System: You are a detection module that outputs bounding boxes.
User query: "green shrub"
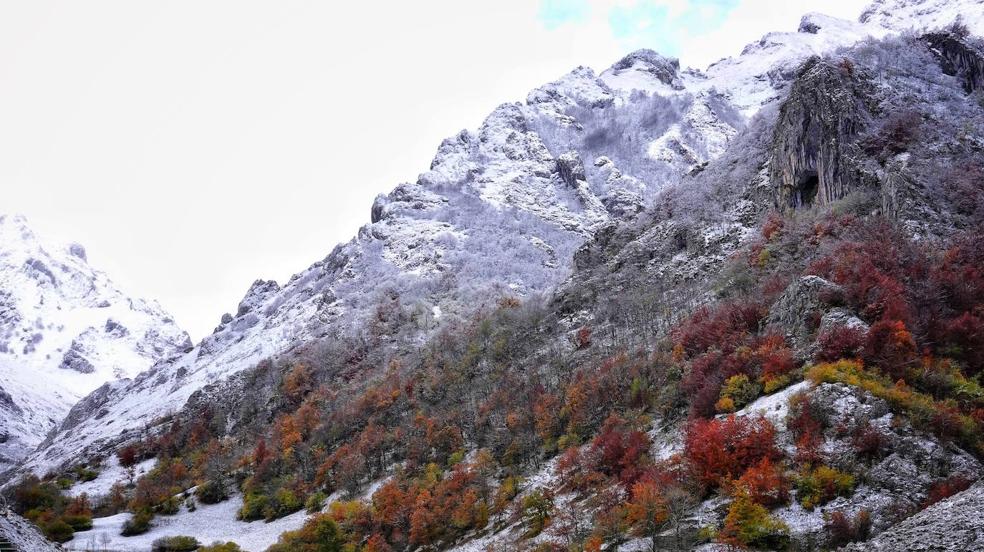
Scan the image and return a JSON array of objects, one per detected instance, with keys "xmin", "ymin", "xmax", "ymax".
[
  {"xmin": 237, "ymin": 493, "xmax": 268, "ymax": 521},
  {"xmin": 151, "ymin": 535, "xmax": 200, "ymax": 552},
  {"xmin": 62, "ymin": 513, "xmax": 93, "ymax": 531},
  {"xmin": 43, "ymin": 519, "xmax": 75, "ymax": 543},
  {"xmin": 196, "ymin": 478, "xmax": 229, "ymax": 504},
  {"xmin": 121, "ymin": 509, "xmax": 154, "ymax": 536},
  {"xmin": 716, "ymin": 374, "xmax": 762, "ymax": 412},
  {"xmin": 264, "ymin": 488, "xmax": 303, "ymax": 520},
  {"xmin": 719, "ymin": 487, "xmax": 789, "ymax": 549},
  {"xmin": 155, "ymin": 496, "xmax": 181, "ymax": 515},
  {"xmin": 75, "ymin": 468, "xmax": 99, "ymax": 482},
  {"xmin": 267, "ymin": 515, "xmax": 345, "ymax": 552},
  {"xmin": 520, "ymin": 488, "xmax": 554, "ymax": 538},
  {"xmin": 199, "ymin": 543, "xmax": 243, "ymax": 552},
  {"xmin": 305, "ymin": 491, "xmax": 328, "ymax": 513},
  {"xmin": 796, "ymin": 465, "xmax": 855, "ymax": 510}
]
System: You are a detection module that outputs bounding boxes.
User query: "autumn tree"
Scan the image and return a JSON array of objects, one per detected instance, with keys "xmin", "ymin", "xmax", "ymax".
[{"xmin": 625, "ymin": 477, "xmax": 669, "ymax": 552}]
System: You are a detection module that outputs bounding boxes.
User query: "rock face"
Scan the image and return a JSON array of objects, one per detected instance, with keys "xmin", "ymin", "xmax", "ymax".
[
  {"xmin": 924, "ymin": 30, "xmax": 984, "ymax": 93},
  {"xmin": 0, "ymin": 215, "xmax": 190, "ymax": 472},
  {"xmin": 840, "ymin": 481, "xmax": 984, "ymax": 551},
  {"xmin": 769, "ymin": 58, "xmax": 876, "ymax": 210},
  {"xmin": 766, "ymin": 276, "xmax": 847, "ymax": 353},
  {"xmin": 0, "ymin": 508, "xmax": 63, "ymax": 551},
  {"xmin": 732, "ymin": 382, "xmax": 983, "ymax": 548}
]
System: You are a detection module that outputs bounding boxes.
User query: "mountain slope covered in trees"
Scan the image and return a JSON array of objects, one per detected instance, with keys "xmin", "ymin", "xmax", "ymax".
[{"xmin": 4, "ymin": 0, "xmax": 984, "ymax": 550}]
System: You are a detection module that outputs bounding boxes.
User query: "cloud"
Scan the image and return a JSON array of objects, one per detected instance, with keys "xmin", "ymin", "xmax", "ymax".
[{"xmin": 537, "ymin": 0, "xmax": 866, "ymax": 67}]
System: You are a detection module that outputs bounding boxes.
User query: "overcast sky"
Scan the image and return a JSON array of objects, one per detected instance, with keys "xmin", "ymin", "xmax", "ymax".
[{"xmin": 1, "ymin": 0, "xmax": 865, "ymax": 340}]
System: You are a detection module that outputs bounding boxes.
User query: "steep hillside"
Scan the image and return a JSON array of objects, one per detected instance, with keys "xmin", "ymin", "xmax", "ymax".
[
  {"xmin": 19, "ymin": 0, "xmax": 964, "ymax": 484},
  {"xmin": 0, "ymin": 215, "xmax": 190, "ymax": 473},
  {"xmin": 5, "ymin": 0, "xmax": 984, "ymax": 550}
]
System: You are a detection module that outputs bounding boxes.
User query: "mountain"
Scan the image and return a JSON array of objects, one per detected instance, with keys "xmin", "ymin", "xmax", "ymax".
[
  {"xmin": 0, "ymin": 215, "xmax": 191, "ymax": 473},
  {"xmin": 19, "ymin": 0, "xmax": 967, "ymax": 480},
  {"xmin": 5, "ymin": 0, "xmax": 984, "ymax": 550}
]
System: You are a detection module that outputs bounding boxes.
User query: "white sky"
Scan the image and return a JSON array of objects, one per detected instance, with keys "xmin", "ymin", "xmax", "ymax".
[{"xmin": 1, "ymin": 0, "xmax": 866, "ymax": 340}]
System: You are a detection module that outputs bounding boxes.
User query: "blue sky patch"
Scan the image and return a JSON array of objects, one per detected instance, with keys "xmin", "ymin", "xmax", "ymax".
[
  {"xmin": 539, "ymin": 0, "xmax": 741, "ymax": 56},
  {"xmin": 538, "ymin": 0, "xmax": 591, "ymax": 30}
]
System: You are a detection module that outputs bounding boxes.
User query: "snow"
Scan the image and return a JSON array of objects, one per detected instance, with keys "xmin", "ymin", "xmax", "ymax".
[
  {"xmin": 734, "ymin": 381, "xmax": 811, "ymax": 429},
  {"xmin": 68, "ymin": 457, "xmax": 157, "ymax": 499},
  {"xmin": 0, "ymin": 214, "xmax": 189, "ymax": 471},
  {"xmin": 65, "ymin": 495, "xmax": 310, "ymax": 552}
]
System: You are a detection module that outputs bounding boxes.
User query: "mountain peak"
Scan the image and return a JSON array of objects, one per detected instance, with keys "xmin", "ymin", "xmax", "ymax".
[
  {"xmin": 602, "ymin": 49, "xmax": 684, "ymax": 93},
  {"xmin": 0, "ymin": 215, "xmax": 189, "ymax": 470}
]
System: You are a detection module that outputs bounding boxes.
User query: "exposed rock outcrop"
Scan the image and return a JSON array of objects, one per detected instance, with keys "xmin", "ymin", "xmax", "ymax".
[
  {"xmin": 0, "ymin": 508, "xmax": 63, "ymax": 551},
  {"xmin": 840, "ymin": 480, "xmax": 984, "ymax": 551},
  {"xmin": 924, "ymin": 30, "xmax": 984, "ymax": 93},
  {"xmin": 58, "ymin": 341, "xmax": 95, "ymax": 374},
  {"xmin": 770, "ymin": 58, "xmax": 877, "ymax": 211},
  {"xmin": 556, "ymin": 151, "xmax": 586, "ymax": 188},
  {"xmin": 766, "ymin": 275, "xmax": 846, "ymax": 352}
]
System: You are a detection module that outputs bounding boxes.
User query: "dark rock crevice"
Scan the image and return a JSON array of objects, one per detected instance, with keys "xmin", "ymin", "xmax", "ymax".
[
  {"xmin": 924, "ymin": 31, "xmax": 984, "ymax": 94},
  {"xmin": 769, "ymin": 57, "xmax": 877, "ymax": 211}
]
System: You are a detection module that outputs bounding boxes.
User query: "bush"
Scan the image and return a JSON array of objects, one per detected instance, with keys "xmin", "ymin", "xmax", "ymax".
[
  {"xmin": 796, "ymin": 466, "xmax": 855, "ymax": 510},
  {"xmin": 75, "ymin": 468, "xmax": 99, "ymax": 483},
  {"xmin": 684, "ymin": 415, "xmax": 779, "ymax": 490},
  {"xmin": 268, "ymin": 514, "xmax": 345, "ymax": 552},
  {"xmin": 121, "ymin": 509, "xmax": 154, "ymax": 536},
  {"xmin": 237, "ymin": 493, "xmax": 268, "ymax": 521},
  {"xmin": 196, "ymin": 478, "xmax": 229, "ymax": 504},
  {"xmin": 716, "ymin": 374, "xmax": 761, "ymax": 412},
  {"xmin": 815, "ymin": 325, "xmax": 866, "ymax": 362},
  {"xmin": 199, "ymin": 543, "xmax": 243, "ymax": 552},
  {"xmin": 62, "ymin": 513, "xmax": 93, "ymax": 531},
  {"xmin": 521, "ymin": 488, "xmax": 555, "ymax": 538},
  {"xmin": 922, "ymin": 475, "xmax": 973, "ymax": 509},
  {"xmin": 152, "ymin": 535, "xmax": 201, "ymax": 552},
  {"xmin": 43, "ymin": 519, "xmax": 75, "ymax": 543},
  {"xmin": 155, "ymin": 496, "xmax": 181, "ymax": 515},
  {"xmin": 264, "ymin": 487, "xmax": 303, "ymax": 521},
  {"xmin": 718, "ymin": 487, "xmax": 789, "ymax": 549},
  {"xmin": 826, "ymin": 509, "xmax": 871, "ymax": 547},
  {"xmin": 305, "ymin": 491, "xmax": 328, "ymax": 513},
  {"xmin": 736, "ymin": 458, "xmax": 790, "ymax": 508}
]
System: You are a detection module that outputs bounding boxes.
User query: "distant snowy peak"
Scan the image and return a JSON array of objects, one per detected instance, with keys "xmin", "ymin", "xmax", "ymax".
[
  {"xmin": 0, "ymin": 214, "xmax": 189, "ymax": 470},
  {"xmin": 861, "ymin": 0, "xmax": 984, "ymax": 37},
  {"xmin": 600, "ymin": 49, "xmax": 694, "ymax": 96}
]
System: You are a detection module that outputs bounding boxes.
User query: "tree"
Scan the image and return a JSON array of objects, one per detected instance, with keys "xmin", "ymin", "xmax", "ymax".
[
  {"xmin": 736, "ymin": 457, "xmax": 790, "ymax": 508},
  {"xmin": 718, "ymin": 486, "xmax": 789, "ymax": 549},
  {"xmin": 684, "ymin": 415, "xmax": 779, "ymax": 490},
  {"xmin": 625, "ymin": 478, "xmax": 669, "ymax": 552}
]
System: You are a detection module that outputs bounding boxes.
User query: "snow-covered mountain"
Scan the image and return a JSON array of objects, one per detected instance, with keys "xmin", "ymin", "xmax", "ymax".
[
  {"xmin": 14, "ymin": 0, "xmax": 983, "ymax": 480},
  {"xmin": 0, "ymin": 215, "xmax": 190, "ymax": 472}
]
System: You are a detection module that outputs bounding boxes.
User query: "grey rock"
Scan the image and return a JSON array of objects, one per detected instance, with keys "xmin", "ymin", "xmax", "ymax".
[
  {"xmin": 769, "ymin": 58, "xmax": 876, "ymax": 211},
  {"xmin": 924, "ymin": 30, "xmax": 984, "ymax": 94},
  {"xmin": 840, "ymin": 481, "xmax": 984, "ymax": 551},
  {"xmin": 59, "ymin": 340, "xmax": 95, "ymax": 374},
  {"xmin": 609, "ymin": 49, "xmax": 683, "ymax": 89},
  {"xmin": 237, "ymin": 279, "xmax": 281, "ymax": 317},
  {"xmin": 67, "ymin": 242, "xmax": 87, "ymax": 261},
  {"xmin": 556, "ymin": 151, "xmax": 586, "ymax": 187},
  {"xmin": 766, "ymin": 275, "xmax": 845, "ymax": 351},
  {"xmin": 0, "ymin": 509, "xmax": 63, "ymax": 551}
]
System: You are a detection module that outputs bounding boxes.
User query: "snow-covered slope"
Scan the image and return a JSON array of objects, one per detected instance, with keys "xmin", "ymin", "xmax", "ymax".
[
  {"xmin": 0, "ymin": 214, "xmax": 190, "ymax": 473},
  {"xmin": 15, "ymin": 0, "xmax": 983, "ymax": 482}
]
